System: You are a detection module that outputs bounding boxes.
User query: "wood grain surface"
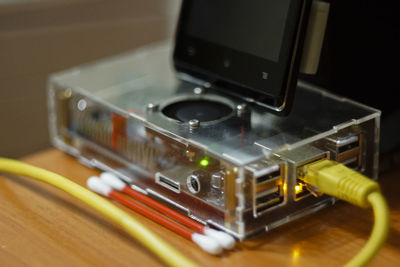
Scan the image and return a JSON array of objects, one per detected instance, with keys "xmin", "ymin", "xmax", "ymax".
[{"xmin": 0, "ymin": 149, "xmax": 399, "ymax": 266}]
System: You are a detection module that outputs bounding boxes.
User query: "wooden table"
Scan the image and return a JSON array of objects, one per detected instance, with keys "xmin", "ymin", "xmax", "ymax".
[{"xmin": 1, "ymin": 149, "xmax": 399, "ymax": 266}]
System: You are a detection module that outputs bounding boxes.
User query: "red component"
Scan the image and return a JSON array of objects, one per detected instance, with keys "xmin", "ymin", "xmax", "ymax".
[
  {"xmin": 123, "ymin": 186, "xmax": 205, "ymax": 233},
  {"xmin": 111, "ymin": 114, "xmax": 127, "ymax": 149},
  {"xmin": 109, "ymin": 190, "xmax": 194, "ymax": 240}
]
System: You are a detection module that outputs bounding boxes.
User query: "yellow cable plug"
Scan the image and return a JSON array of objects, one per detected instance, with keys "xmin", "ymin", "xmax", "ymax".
[
  {"xmin": 299, "ymin": 159, "xmax": 380, "ymax": 207},
  {"xmin": 299, "ymin": 159, "xmax": 390, "ymax": 267}
]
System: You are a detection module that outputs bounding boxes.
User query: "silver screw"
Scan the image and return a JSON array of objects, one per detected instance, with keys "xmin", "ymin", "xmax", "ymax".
[
  {"xmin": 146, "ymin": 103, "xmax": 159, "ymax": 112},
  {"xmin": 77, "ymin": 99, "xmax": 87, "ymax": 111},
  {"xmin": 189, "ymin": 119, "xmax": 200, "ymax": 128},
  {"xmin": 236, "ymin": 104, "xmax": 248, "ymax": 116},
  {"xmin": 185, "ymin": 150, "xmax": 196, "ymax": 162},
  {"xmin": 193, "ymin": 87, "xmax": 203, "ymax": 95},
  {"xmin": 63, "ymin": 88, "xmax": 72, "ymax": 98}
]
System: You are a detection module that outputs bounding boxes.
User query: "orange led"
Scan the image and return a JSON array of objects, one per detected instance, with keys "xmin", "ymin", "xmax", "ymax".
[
  {"xmin": 295, "ymin": 183, "xmax": 303, "ymax": 194},
  {"xmin": 283, "ymin": 183, "xmax": 288, "ymax": 192}
]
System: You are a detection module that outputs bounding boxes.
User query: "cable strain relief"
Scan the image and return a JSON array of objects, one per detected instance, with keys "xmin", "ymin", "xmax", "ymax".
[
  {"xmin": 302, "ymin": 160, "xmax": 380, "ymax": 207},
  {"xmin": 336, "ymin": 174, "xmax": 380, "ymax": 207}
]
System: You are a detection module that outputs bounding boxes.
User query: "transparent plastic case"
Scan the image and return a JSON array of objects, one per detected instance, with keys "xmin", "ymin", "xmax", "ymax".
[{"xmin": 48, "ymin": 42, "xmax": 380, "ymax": 240}]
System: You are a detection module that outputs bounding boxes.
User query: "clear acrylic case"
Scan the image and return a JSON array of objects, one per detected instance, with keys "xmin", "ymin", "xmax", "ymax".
[{"xmin": 48, "ymin": 42, "xmax": 380, "ymax": 239}]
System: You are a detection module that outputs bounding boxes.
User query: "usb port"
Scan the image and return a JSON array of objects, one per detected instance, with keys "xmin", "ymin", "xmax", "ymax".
[
  {"xmin": 326, "ymin": 133, "xmax": 362, "ymax": 170},
  {"xmin": 256, "ymin": 187, "xmax": 279, "ymax": 205},
  {"xmin": 255, "ymin": 188, "xmax": 283, "ymax": 214},
  {"xmin": 155, "ymin": 172, "xmax": 180, "ymax": 193},
  {"xmin": 250, "ymin": 162, "xmax": 283, "ymax": 217},
  {"xmin": 337, "ymin": 135, "xmax": 359, "ymax": 154},
  {"xmin": 255, "ymin": 164, "xmax": 281, "ymax": 184},
  {"xmin": 341, "ymin": 157, "xmax": 359, "ymax": 169}
]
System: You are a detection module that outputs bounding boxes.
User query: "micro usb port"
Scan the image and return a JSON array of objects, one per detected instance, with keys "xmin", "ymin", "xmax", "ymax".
[{"xmin": 155, "ymin": 172, "xmax": 180, "ymax": 193}]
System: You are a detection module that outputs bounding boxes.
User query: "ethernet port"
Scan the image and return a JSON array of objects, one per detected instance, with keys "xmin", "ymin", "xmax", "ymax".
[
  {"xmin": 295, "ymin": 149, "xmax": 329, "ymax": 201},
  {"xmin": 294, "ymin": 180, "xmax": 311, "ymax": 201}
]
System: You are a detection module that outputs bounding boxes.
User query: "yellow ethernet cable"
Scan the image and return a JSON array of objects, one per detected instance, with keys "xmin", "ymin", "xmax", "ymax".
[
  {"xmin": 0, "ymin": 158, "xmax": 199, "ymax": 267},
  {"xmin": 299, "ymin": 159, "xmax": 390, "ymax": 267}
]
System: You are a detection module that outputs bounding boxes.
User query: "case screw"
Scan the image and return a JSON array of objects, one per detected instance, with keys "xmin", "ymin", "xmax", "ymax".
[
  {"xmin": 146, "ymin": 103, "xmax": 159, "ymax": 112},
  {"xmin": 193, "ymin": 87, "xmax": 204, "ymax": 95},
  {"xmin": 189, "ymin": 119, "xmax": 200, "ymax": 129},
  {"xmin": 236, "ymin": 104, "xmax": 249, "ymax": 116},
  {"xmin": 185, "ymin": 150, "xmax": 196, "ymax": 162},
  {"xmin": 62, "ymin": 88, "xmax": 72, "ymax": 99},
  {"xmin": 77, "ymin": 99, "xmax": 87, "ymax": 111}
]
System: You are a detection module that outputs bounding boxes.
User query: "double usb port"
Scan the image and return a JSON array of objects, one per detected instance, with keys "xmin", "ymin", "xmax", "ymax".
[
  {"xmin": 251, "ymin": 164, "xmax": 283, "ymax": 217},
  {"xmin": 326, "ymin": 132, "xmax": 362, "ymax": 170}
]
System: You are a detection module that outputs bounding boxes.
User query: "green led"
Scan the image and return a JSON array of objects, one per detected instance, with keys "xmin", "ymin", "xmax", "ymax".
[{"xmin": 200, "ymin": 158, "xmax": 209, "ymax": 167}]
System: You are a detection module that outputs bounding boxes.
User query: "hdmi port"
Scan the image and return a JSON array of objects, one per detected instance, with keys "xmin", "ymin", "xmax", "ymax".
[{"xmin": 155, "ymin": 172, "xmax": 180, "ymax": 193}]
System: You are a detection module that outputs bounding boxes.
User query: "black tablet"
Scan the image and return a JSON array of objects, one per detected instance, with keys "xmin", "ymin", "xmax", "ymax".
[{"xmin": 173, "ymin": 0, "xmax": 311, "ymax": 115}]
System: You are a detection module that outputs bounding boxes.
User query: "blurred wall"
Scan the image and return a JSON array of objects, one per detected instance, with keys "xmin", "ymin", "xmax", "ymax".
[{"xmin": 0, "ymin": 0, "xmax": 181, "ymax": 157}]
